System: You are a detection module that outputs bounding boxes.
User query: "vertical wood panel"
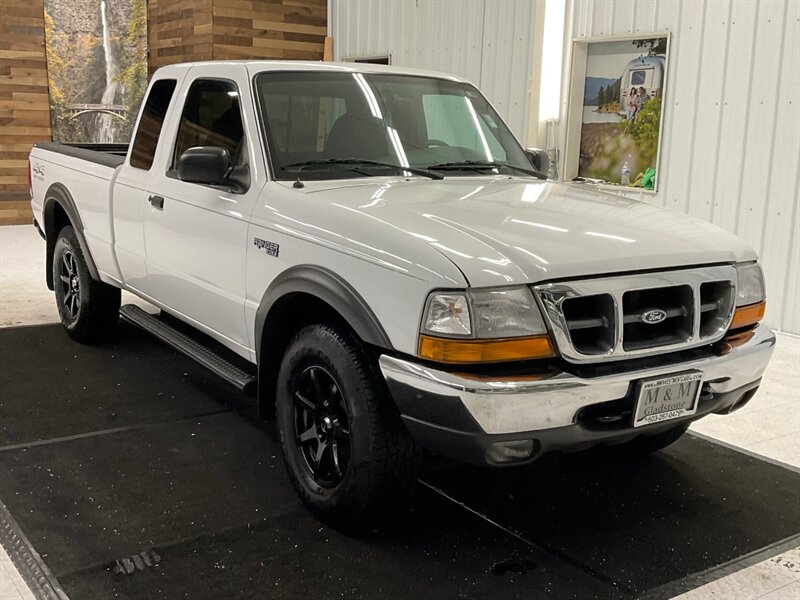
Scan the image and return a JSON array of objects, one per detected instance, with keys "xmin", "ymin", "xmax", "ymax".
[
  {"xmin": 1, "ymin": 0, "xmax": 327, "ymax": 226},
  {"xmin": 569, "ymin": 0, "xmax": 800, "ymax": 333},
  {"xmin": 0, "ymin": 0, "xmax": 52, "ymax": 224},
  {"xmin": 147, "ymin": 0, "xmax": 326, "ymax": 69},
  {"xmin": 147, "ymin": 0, "xmax": 213, "ymax": 72}
]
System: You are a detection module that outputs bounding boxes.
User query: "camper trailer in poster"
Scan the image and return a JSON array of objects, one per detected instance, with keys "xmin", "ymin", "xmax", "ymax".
[
  {"xmin": 578, "ymin": 36, "xmax": 668, "ymax": 188},
  {"xmin": 618, "ymin": 54, "xmax": 666, "ymax": 116}
]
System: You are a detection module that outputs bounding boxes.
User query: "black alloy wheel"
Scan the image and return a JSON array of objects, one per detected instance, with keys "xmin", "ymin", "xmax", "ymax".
[
  {"xmin": 293, "ymin": 365, "xmax": 351, "ymax": 487},
  {"xmin": 275, "ymin": 324, "xmax": 421, "ymax": 528},
  {"xmin": 58, "ymin": 249, "xmax": 81, "ymax": 322},
  {"xmin": 52, "ymin": 225, "xmax": 120, "ymax": 344}
]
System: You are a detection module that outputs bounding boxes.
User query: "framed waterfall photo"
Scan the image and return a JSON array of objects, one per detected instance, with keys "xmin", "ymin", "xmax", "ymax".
[
  {"xmin": 43, "ymin": 0, "xmax": 148, "ymax": 144},
  {"xmin": 562, "ymin": 32, "xmax": 670, "ymax": 192}
]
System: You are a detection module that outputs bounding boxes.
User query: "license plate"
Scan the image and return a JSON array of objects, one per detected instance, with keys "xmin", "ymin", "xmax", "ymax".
[{"xmin": 633, "ymin": 371, "xmax": 703, "ymax": 428}]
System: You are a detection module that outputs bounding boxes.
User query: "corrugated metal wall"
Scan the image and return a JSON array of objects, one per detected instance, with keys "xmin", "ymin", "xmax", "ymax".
[
  {"xmin": 330, "ymin": 0, "xmax": 539, "ymax": 141},
  {"xmin": 567, "ymin": 0, "xmax": 799, "ymax": 334}
]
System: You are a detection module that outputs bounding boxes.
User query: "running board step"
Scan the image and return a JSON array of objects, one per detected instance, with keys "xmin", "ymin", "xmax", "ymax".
[{"xmin": 120, "ymin": 304, "xmax": 256, "ymax": 395}]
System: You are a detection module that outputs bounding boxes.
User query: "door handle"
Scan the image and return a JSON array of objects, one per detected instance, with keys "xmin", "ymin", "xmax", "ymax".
[{"xmin": 148, "ymin": 195, "xmax": 164, "ymax": 210}]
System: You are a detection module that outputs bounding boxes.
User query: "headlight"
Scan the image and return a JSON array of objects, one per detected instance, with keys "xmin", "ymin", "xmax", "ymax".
[
  {"xmin": 730, "ymin": 263, "xmax": 766, "ymax": 330},
  {"xmin": 423, "ymin": 293, "xmax": 471, "ymax": 335},
  {"xmin": 735, "ymin": 263, "xmax": 765, "ymax": 306},
  {"xmin": 470, "ymin": 287, "xmax": 547, "ymax": 337},
  {"xmin": 419, "ymin": 287, "xmax": 554, "ymax": 363}
]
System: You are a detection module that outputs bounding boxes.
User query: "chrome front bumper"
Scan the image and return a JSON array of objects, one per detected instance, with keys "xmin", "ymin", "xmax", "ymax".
[{"xmin": 379, "ymin": 326, "xmax": 776, "ymax": 463}]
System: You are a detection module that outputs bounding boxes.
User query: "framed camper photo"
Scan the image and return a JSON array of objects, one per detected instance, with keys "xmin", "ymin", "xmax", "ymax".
[{"xmin": 562, "ymin": 32, "xmax": 670, "ymax": 192}]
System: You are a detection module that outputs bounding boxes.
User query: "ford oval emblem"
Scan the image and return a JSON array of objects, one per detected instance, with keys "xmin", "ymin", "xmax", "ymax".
[{"xmin": 641, "ymin": 309, "xmax": 668, "ymax": 324}]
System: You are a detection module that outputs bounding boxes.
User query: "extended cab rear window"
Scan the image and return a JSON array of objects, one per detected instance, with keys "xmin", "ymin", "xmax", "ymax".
[{"xmin": 130, "ymin": 79, "xmax": 177, "ymax": 170}]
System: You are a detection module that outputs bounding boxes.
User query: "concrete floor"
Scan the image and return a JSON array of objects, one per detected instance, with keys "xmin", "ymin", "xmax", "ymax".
[{"xmin": 1, "ymin": 224, "xmax": 799, "ymax": 599}]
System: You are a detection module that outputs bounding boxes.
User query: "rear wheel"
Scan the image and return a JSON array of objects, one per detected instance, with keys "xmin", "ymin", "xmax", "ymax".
[
  {"xmin": 276, "ymin": 324, "xmax": 421, "ymax": 528},
  {"xmin": 53, "ymin": 226, "xmax": 120, "ymax": 344}
]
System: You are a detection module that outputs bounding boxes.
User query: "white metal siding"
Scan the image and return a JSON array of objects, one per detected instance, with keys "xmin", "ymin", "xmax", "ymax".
[
  {"xmin": 568, "ymin": 0, "xmax": 800, "ymax": 334},
  {"xmin": 330, "ymin": 0, "xmax": 539, "ymax": 141}
]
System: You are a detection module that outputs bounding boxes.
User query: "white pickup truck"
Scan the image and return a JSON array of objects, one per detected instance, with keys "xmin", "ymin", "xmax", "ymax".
[{"xmin": 29, "ymin": 61, "xmax": 775, "ymax": 525}]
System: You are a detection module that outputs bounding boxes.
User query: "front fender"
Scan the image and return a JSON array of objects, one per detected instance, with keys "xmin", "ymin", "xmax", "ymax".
[
  {"xmin": 253, "ymin": 264, "xmax": 394, "ymax": 419},
  {"xmin": 255, "ymin": 264, "xmax": 393, "ymax": 362}
]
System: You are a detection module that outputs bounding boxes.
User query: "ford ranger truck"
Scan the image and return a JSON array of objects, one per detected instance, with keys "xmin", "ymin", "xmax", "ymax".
[{"xmin": 28, "ymin": 61, "xmax": 775, "ymax": 526}]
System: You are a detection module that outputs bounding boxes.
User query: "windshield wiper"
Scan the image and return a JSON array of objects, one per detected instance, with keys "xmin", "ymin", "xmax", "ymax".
[
  {"xmin": 426, "ymin": 160, "xmax": 546, "ymax": 180},
  {"xmin": 283, "ymin": 159, "xmax": 443, "ymax": 180}
]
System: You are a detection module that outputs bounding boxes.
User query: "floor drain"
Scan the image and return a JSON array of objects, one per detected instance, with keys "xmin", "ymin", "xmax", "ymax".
[{"xmin": 112, "ymin": 549, "xmax": 162, "ymax": 575}]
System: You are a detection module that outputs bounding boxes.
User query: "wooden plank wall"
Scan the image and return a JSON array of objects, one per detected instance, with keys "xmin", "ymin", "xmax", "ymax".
[
  {"xmin": 149, "ymin": 0, "xmax": 326, "ymax": 69},
  {"xmin": 0, "ymin": 0, "xmax": 327, "ymax": 226},
  {"xmin": 0, "ymin": 0, "xmax": 52, "ymax": 225},
  {"xmin": 147, "ymin": 0, "xmax": 214, "ymax": 73},
  {"xmin": 212, "ymin": 0, "xmax": 327, "ymax": 61}
]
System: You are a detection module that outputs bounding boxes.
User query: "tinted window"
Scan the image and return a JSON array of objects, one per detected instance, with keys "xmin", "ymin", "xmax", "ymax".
[
  {"xmin": 130, "ymin": 79, "xmax": 176, "ymax": 170},
  {"xmin": 255, "ymin": 72, "xmax": 529, "ymax": 181},
  {"xmin": 631, "ymin": 70, "xmax": 647, "ymax": 85},
  {"xmin": 172, "ymin": 79, "xmax": 245, "ymax": 170},
  {"xmin": 263, "ymin": 89, "xmax": 347, "ymax": 154},
  {"xmin": 421, "ymin": 94, "xmax": 506, "ymax": 160}
]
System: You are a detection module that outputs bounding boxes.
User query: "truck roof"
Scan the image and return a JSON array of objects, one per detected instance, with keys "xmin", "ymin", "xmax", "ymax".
[{"xmin": 152, "ymin": 60, "xmax": 472, "ymax": 85}]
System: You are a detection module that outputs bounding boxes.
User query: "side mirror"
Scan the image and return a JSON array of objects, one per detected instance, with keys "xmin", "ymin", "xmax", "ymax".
[
  {"xmin": 524, "ymin": 148, "xmax": 549, "ymax": 176},
  {"xmin": 178, "ymin": 146, "xmax": 231, "ymax": 186}
]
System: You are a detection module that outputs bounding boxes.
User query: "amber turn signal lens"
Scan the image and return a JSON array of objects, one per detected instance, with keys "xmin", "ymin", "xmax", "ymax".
[
  {"xmin": 730, "ymin": 301, "xmax": 766, "ymax": 330},
  {"xmin": 418, "ymin": 334, "xmax": 555, "ymax": 364}
]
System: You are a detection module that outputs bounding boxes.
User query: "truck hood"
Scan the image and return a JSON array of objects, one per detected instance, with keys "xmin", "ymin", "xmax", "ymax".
[{"xmin": 298, "ymin": 177, "xmax": 757, "ymax": 287}]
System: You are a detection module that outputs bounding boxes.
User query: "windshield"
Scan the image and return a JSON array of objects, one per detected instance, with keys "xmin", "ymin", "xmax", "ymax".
[{"xmin": 254, "ymin": 71, "xmax": 533, "ymax": 180}]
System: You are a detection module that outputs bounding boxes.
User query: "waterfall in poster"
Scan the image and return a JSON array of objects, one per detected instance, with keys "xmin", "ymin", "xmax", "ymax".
[{"xmin": 95, "ymin": 0, "xmax": 119, "ymax": 143}]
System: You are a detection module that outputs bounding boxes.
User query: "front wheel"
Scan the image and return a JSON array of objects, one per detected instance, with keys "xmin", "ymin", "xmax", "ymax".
[
  {"xmin": 53, "ymin": 226, "xmax": 120, "ymax": 344},
  {"xmin": 276, "ymin": 324, "xmax": 421, "ymax": 528}
]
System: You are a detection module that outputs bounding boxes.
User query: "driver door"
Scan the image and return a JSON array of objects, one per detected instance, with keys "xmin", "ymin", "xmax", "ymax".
[{"xmin": 142, "ymin": 66, "xmax": 262, "ymax": 354}]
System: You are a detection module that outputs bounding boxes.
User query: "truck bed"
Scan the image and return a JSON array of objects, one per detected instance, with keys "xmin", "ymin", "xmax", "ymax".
[{"xmin": 33, "ymin": 142, "xmax": 128, "ymax": 169}]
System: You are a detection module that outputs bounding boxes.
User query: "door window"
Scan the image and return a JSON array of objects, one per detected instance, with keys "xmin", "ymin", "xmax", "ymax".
[
  {"xmin": 130, "ymin": 79, "xmax": 176, "ymax": 170},
  {"xmin": 172, "ymin": 79, "xmax": 246, "ymax": 171}
]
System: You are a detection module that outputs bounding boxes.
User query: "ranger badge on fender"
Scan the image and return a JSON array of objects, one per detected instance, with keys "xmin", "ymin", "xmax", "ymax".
[{"xmin": 254, "ymin": 237, "xmax": 279, "ymax": 257}]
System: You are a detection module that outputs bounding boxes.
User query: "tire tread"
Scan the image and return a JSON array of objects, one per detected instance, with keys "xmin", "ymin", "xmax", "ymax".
[
  {"xmin": 277, "ymin": 324, "xmax": 421, "ymax": 528},
  {"xmin": 53, "ymin": 225, "xmax": 120, "ymax": 344}
]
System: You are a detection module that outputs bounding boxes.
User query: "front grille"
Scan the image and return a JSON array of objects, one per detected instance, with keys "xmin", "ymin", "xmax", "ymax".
[
  {"xmin": 562, "ymin": 294, "xmax": 615, "ymax": 355},
  {"xmin": 535, "ymin": 266, "xmax": 737, "ymax": 363},
  {"xmin": 699, "ymin": 281, "xmax": 735, "ymax": 338},
  {"xmin": 622, "ymin": 285, "xmax": 693, "ymax": 350}
]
